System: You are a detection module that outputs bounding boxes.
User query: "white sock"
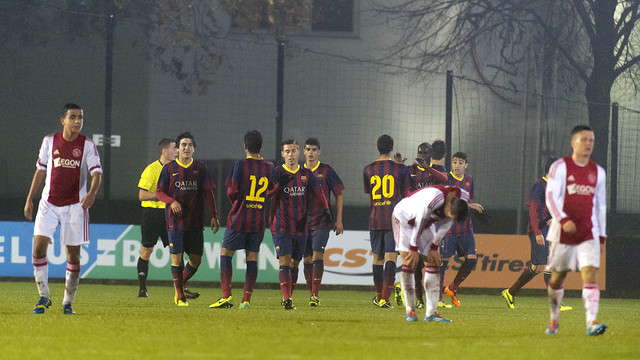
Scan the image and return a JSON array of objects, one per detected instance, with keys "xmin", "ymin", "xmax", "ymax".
[
  {"xmin": 548, "ymin": 285, "xmax": 564, "ymax": 322},
  {"xmin": 63, "ymin": 262, "xmax": 80, "ymax": 305},
  {"xmin": 583, "ymin": 283, "xmax": 600, "ymax": 327},
  {"xmin": 424, "ymin": 266, "xmax": 440, "ymax": 317},
  {"xmin": 401, "ymin": 265, "xmax": 415, "ymax": 314},
  {"xmin": 33, "ymin": 256, "xmax": 50, "ymax": 298}
]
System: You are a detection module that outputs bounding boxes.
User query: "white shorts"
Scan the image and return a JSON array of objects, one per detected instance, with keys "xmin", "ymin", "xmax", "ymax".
[
  {"xmin": 393, "ymin": 216, "xmax": 435, "ymax": 255},
  {"xmin": 34, "ymin": 199, "xmax": 89, "ymax": 246},
  {"xmin": 546, "ymin": 238, "xmax": 600, "ymax": 272}
]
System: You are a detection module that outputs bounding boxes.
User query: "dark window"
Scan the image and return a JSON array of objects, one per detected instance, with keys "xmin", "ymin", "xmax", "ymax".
[{"xmin": 311, "ymin": 0, "xmax": 354, "ymax": 32}]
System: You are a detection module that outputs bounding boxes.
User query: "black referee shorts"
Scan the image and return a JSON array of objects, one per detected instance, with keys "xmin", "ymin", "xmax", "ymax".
[{"xmin": 141, "ymin": 207, "xmax": 169, "ymax": 248}]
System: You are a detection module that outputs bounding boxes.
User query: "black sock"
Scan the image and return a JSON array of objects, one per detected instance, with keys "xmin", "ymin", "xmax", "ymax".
[{"xmin": 137, "ymin": 258, "xmax": 149, "ymax": 291}]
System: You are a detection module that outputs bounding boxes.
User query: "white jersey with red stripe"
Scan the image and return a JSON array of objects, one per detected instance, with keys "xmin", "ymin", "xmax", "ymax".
[
  {"xmin": 545, "ymin": 156, "xmax": 606, "ymax": 245},
  {"xmin": 36, "ymin": 132, "xmax": 102, "ymax": 206},
  {"xmin": 393, "ymin": 185, "xmax": 470, "ymax": 249}
]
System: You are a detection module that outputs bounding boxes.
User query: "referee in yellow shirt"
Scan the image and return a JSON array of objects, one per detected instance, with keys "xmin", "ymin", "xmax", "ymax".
[{"xmin": 137, "ymin": 138, "xmax": 177, "ymax": 297}]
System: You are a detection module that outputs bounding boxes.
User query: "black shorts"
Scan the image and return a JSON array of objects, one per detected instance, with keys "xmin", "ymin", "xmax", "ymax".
[
  {"xmin": 141, "ymin": 207, "xmax": 169, "ymax": 248},
  {"xmin": 529, "ymin": 227, "xmax": 550, "ymax": 265},
  {"xmin": 168, "ymin": 230, "xmax": 204, "ymax": 256},
  {"xmin": 369, "ymin": 230, "xmax": 396, "ymax": 255}
]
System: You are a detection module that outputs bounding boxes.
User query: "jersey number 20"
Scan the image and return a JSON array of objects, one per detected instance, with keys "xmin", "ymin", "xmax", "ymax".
[{"xmin": 370, "ymin": 175, "xmax": 394, "ymax": 199}]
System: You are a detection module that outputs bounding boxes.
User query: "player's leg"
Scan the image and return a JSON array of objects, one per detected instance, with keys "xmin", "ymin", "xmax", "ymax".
[
  {"xmin": 289, "ymin": 235, "xmax": 306, "ymax": 299},
  {"xmin": 137, "ymin": 246, "xmax": 153, "ymax": 297},
  {"xmin": 579, "ymin": 239, "xmax": 606, "ymax": 335},
  {"xmin": 370, "ymin": 231, "xmax": 384, "ymax": 305},
  {"xmin": 182, "ymin": 231, "xmax": 204, "ymax": 299},
  {"xmin": 422, "ymin": 249, "xmax": 450, "ymax": 322},
  {"xmin": 380, "ymin": 231, "xmax": 397, "ymax": 307},
  {"xmin": 503, "ymin": 233, "xmax": 547, "ymax": 308},
  {"xmin": 62, "ymin": 245, "xmax": 81, "ymax": 314},
  {"xmin": 393, "ymin": 218, "xmax": 416, "ymax": 319},
  {"xmin": 309, "ymin": 228, "xmax": 329, "ymax": 304},
  {"xmin": 32, "ymin": 200, "xmax": 58, "ymax": 313},
  {"xmin": 303, "ymin": 234, "xmax": 314, "ymax": 295},
  {"xmin": 413, "ymin": 256, "xmax": 425, "ymax": 308},
  {"xmin": 439, "ymin": 236, "xmax": 455, "ymax": 307},
  {"xmin": 137, "ymin": 207, "xmax": 164, "ymax": 297},
  {"xmin": 274, "ymin": 234, "xmax": 294, "ymax": 307},
  {"xmin": 239, "ymin": 233, "xmax": 261, "ymax": 308},
  {"xmin": 169, "ymin": 231, "xmax": 187, "ymax": 305},
  {"xmin": 545, "ymin": 241, "xmax": 573, "ymax": 334},
  {"xmin": 445, "ymin": 235, "xmax": 476, "ymax": 306}
]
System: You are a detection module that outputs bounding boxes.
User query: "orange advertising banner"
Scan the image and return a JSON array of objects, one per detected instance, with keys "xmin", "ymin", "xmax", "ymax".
[{"xmin": 443, "ymin": 234, "xmax": 606, "ymax": 290}]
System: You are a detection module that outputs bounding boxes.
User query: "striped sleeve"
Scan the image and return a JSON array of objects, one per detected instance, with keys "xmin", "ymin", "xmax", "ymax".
[{"xmin": 545, "ymin": 159, "xmax": 568, "ymax": 224}]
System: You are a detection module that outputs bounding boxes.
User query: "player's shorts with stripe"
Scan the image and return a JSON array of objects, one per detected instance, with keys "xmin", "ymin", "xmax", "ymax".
[
  {"xmin": 273, "ymin": 233, "xmax": 307, "ymax": 261},
  {"xmin": 529, "ymin": 227, "xmax": 549, "ymax": 266},
  {"xmin": 34, "ymin": 199, "xmax": 89, "ymax": 246},
  {"xmin": 547, "ymin": 237, "xmax": 600, "ymax": 272},
  {"xmin": 168, "ymin": 230, "xmax": 204, "ymax": 256},
  {"xmin": 369, "ymin": 229, "xmax": 396, "ymax": 255},
  {"xmin": 392, "ymin": 217, "xmax": 435, "ymax": 255},
  {"xmin": 441, "ymin": 234, "xmax": 476, "ymax": 258},
  {"xmin": 141, "ymin": 207, "xmax": 169, "ymax": 248},
  {"xmin": 222, "ymin": 228, "xmax": 264, "ymax": 253},
  {"xmin": 304, "ymin": 228, "xmax": 330, "ymax": 257}
]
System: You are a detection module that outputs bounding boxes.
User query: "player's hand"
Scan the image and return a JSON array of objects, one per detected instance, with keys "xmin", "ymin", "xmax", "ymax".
[
  {"xmin": 81, "ymin": 192, "xmax": 97, "ymax": 209},
  {"xmin": 415, "ymin": 157, "xmax": 428, "ymax": 168},
  {"xmin": 334, "ymin": 220, "xmax": 344, "ymax": 235},
  {"xmin": 426, "ymin": 247, "xmax": 442, "ymax": 267},
  {"xmin": 210, "ymin": 217, "xmax": 219, "ymax": 234},
  {"xmin": 469, "ymin": 202, "xmax": 484, "ymax": 213},
  {"xmin": 404, "ymin": 250, "xmax": 419, "ymax": 268},
  {"xmin": 171, "ymin": 201, "xmax": 183, "ymax": 217},
  {"xmin": 546, "ymin": 219, "xmax": 553, "ymax": 226},
  {"xmin": 24, "ymin": 200, "xmax": 34, "ymax": 221},
  {"xmin": 562, "ymin": 220, "xmax": 577, "ymax": 234},
  {"xmin": 323, "ymin": 209, "xmax": 333, "ymax": 224},
  {"xmin": 394, "ymin": 152, "xmax": 407, "ymax": 164},
  {"xmin": 535, "ymin": 234, "xmax": 545, "ymax": 246},
  {"xmin": 278, "ymin": 172, "xmax": 292, "ymax": 187}
]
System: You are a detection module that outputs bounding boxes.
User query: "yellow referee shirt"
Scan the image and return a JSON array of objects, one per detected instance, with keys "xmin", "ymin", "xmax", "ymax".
[{"xmin": 138, "ymin": 160, "xmax": 166, "ymax": 209}]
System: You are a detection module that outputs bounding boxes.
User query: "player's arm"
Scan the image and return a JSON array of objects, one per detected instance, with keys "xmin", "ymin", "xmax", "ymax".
[
  {"xmin": 155, "ymin": 168, "xmax": 181, "ymax": 215},
  {"xmin": 81, "ymin": 171, "xmax": 102, "ymax": 210},
  {"xmin": 545, "ymin": 161, "xmax": 574, "ymax": 233},
  {"xmin": 334, "ymin": 194, "xmax": 344, "ymax": 235},
  {"xmin": 139, "ymin": 189, "xmax": 157, "ymax": 202},
  {"xmin": 527, "ymin": 183, "xmax": 545, "ymax": 245},
  {"xmin": 205, "ymin": 189, "xmax": 219, "ymax": 233},
  {"xmin": 595, "ymin": 166, "xmax": 607, "ymax": 245},
  {"xmin": 225, "ymin": 162, "xmax": 240, "ymax": 203},
  {"xmin": 24, "ymin": 169, "xmax": 46, "ymax": 221},
  {"xmin": 310, "ymin": 174, "xmax": 332, "ymax": 223},
  {"xmin": 426, "ymin": 166, "xmax": 448, "ymax": 184},
  {"xmin": 400, "ymin": 166, "xmax": 411, "ymax": 198}
]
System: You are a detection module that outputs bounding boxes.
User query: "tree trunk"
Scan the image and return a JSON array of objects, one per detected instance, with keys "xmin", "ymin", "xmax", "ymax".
[{"xmin": 585, "ymin": 74, "xmax": 613, "ymax": 170}]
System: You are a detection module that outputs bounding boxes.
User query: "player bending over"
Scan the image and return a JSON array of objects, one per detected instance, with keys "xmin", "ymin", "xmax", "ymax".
[{"xmin": 392, "ymin": 185, "xmax": 469, "ymax": 322}]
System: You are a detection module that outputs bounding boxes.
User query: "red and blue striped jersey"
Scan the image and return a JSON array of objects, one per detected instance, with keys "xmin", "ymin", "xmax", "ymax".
[
  {"xmin": 225, "ymin": 156, "xmax": 277, "ymax": 233},
  {"xmin": 527, "ymin": 177, "xmax": 551, "ymax": 236},
  {"xmin": 270, "ymin": 165, "xmax": 326, "ymax": 236},
  {"xmin": 409, "ymin": 164, "xmax": 448, "ymax": 191},
  {"xmin": 305, "ymin": 162, "xmax": 344, "ymax": 230},
  {"xmin": 363, "ymin": 159, "xmax": 411, "ymax": 230},
  {"xmin": 157, "ymin": 159, "xmax": 215, "ymax": 231},
  {"xmin": 446, "ymin": 171, "xmax": 475, "ymax": 236}
]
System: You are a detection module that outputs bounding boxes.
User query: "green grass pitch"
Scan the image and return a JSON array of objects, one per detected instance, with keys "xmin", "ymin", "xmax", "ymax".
[{"xmin": 1, "ymin": 281, "xmax": 639, "ymax": 360}]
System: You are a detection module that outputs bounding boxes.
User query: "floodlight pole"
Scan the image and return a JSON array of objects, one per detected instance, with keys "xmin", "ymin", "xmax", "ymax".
[
  {"xmin": 103, "ymin": 10, "xmax": 115, "ymax": 203},
  {"xmin": 275, "ymin": 40, "xmax": 285, "ymax": 161}
]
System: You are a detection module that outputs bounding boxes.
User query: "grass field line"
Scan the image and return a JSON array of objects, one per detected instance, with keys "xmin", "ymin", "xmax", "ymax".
[{"xmin": 80, "ymin": 224, "xmax": 133, "ymax": 279}]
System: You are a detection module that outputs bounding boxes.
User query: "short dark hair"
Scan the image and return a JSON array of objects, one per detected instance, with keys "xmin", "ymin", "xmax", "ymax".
[
  {"xmin": 176, "ymin": 132, "xmax": 195, "ymax": 148},
  {"xmin": 452, "ymin": 151, "xmax": 468, "ymax": 162},
  {"xmin": 305, "ymin": 137, "xmax": 320, "ymax": 149},
  {"xmin": 281, "ymin": 138, "xmax": 298, "ymax": 150},
  {"xmin": 543, "ymin": 157, "xmax": 557, "ymax": 174},
  {"xmin": 244, "ymin": 130, "xmax": 263, "ymax": 154},
  {"xmin": 62, "ymin": 103, "xmax": 82, "ymax": 118},
  {"xmin": 451, "ymin": 197, "xmax": 469, "ymax": 223},
  {"xmin": 377, "ymin": 134, "xmax": 394, "ymax": 154},
  {"xmin": 432, "ymin": 140, "xmax": 446, "ymax": 160},
  {"xmin": 157, "ymin": 138, "xmax": 174, "ymax": 155},
  {"xmin": 571, "ymin": 125, "xmax": 592, "ymax": 137}
]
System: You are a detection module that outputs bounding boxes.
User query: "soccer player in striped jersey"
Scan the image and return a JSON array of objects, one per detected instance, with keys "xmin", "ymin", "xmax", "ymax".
[
  {"xmin": 270, "ymin": 139, "xmax": 331, "ymax": 310},
  {"xmin": 544, "ymin": 125, "xmax": 607, "ymax": 336},
  {"xmin": 363, "ymin": 134, "xmax": 411, "ymax": 308},
  {"xmin": 25, "ymin": 103, "xmax": 102, "ymax": 315},
  {"xmin": 302, "ymin": 138, "xmax": 345, "ymax": 307},
  {"xmin": 393, "ymin": 185, "xmax": 469, "ymax": 322},
  {"xmin": 209, "ymin": 130, "xmax": 277, "ymax": 309},
  {"xmin": 502, "ymin": 157, "xmax": 571, "ymax": 311},
  {"xmin": 430, "ymin": 140, "xmax": 447, "ymax": 173},
  {"xmin": 136, "ymin": 138, "xmax": 177, "ymax": 298},
  {"xmin": 441, "ymin": 152, "xmax": 485, "ymax": 307},
  {"xmin": 156, "ymin": 132, "xmax": 220, "ymax": 306}
]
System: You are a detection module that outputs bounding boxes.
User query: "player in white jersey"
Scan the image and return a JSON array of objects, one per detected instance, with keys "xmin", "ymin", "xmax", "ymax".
[
  {"xmin": 544, "ymin": 125, "xmax": 607, "ymax": 336},
  {"xmin": 392, "ymin": 185, "xmax": 469, "ymax": 322},
  {"xmin": 24, "ymin": 103, "xmax": 102, "ymax": 315}
]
